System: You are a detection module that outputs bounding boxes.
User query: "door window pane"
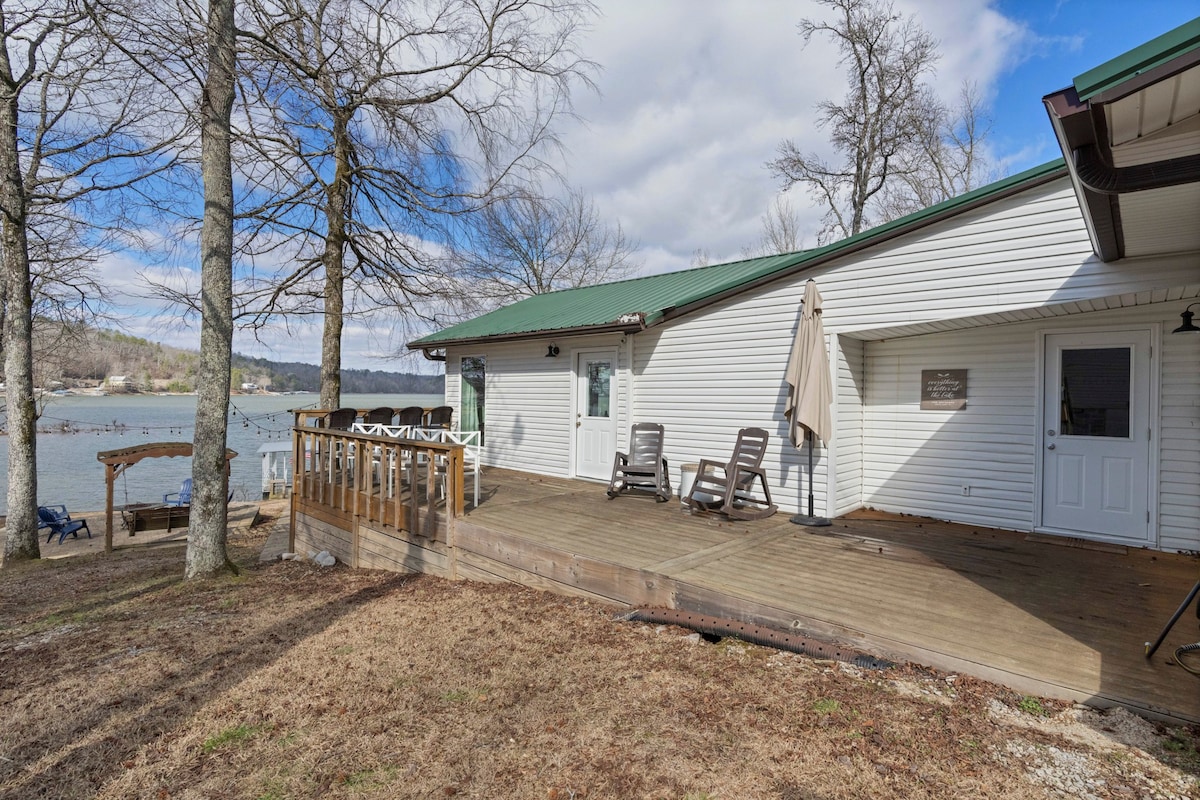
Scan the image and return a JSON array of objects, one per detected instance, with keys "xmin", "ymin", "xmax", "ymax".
[
  {"xmin": 460, "ymin": 356, "xmax": 485, "ymax": 441},
  {"xmin": 1060, "ymin": 347, "xmax": 1130, "ymax": 438},
  {"xmin": 586, "ymin": 361, "xmax": 611, "ymax": 417}
]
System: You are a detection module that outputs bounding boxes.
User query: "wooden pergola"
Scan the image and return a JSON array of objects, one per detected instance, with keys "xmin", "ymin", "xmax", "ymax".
[{"xmin": 96, "ymin": 442, "xmax": 237, "ymax": 552}]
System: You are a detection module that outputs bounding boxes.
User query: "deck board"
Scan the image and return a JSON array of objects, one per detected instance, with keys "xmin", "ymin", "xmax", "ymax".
[
  {"xmin": 459, "ymin": 469, "xmax": 1200, "ymax": 723},
  {"xmin": 289, "ymin": 458, "xmax": 1200, "ymax": 722}
]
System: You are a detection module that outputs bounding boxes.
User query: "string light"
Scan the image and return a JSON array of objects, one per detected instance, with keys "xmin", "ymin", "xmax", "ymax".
[{"xmin": 33, "ymin": 400, "xmax": 317, "ymax": 438}]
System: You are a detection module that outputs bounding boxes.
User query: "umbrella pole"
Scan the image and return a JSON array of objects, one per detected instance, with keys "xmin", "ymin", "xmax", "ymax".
[{"xmin": 791, "ymin": 428, "xmax": 831, "ymax": 527}]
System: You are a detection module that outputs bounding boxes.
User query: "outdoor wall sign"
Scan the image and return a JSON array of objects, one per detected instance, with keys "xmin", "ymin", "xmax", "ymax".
[{"xmin": 921, "ymin": 369, "xmax": 967, "ymax": 410}]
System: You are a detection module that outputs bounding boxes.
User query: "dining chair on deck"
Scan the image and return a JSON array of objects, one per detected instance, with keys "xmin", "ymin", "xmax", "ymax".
[
  {"xmin": 364, "ymin": 407, "xmax": 395, "ymax": 425},
  {"xmin": 606, "ymin": 423, "xmax": 671, "ymax": 502},
  {"xmin": 421, "ymin": 428, "xmax": 482, "ymax": 509},
  {"xmin": 684, "ymin": 427, "xmax": 777, "ymax": 520},
  {"xmin": 426, "ymin": 405, "xmax": 453, "ymax": 429},
  {"xmin": 323, "ymin": 407, "xmax": 358, "ymax": 430},
  {"xmin": 397, "ymin": 406, "xmax": 425, "ymax": 427}
]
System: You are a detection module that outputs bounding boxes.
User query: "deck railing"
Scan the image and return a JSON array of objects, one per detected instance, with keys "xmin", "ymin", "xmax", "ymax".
[{"xmin": 292, "ymin": 425, "xmax": 465, "ymax": 535}]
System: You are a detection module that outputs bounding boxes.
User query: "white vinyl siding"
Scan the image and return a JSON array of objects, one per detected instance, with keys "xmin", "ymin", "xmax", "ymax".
[
  {"xmin": 862, "ymin": 302, "xmax": 1200, "ymax": 551},
  {"xmin": 628, "ymin": 177, "xmax": 1198, "ymax": 539},
  {"xmin": 834, "ymin": 336, "xmax": 864, "ymax": 517},
  {"xmin": 863, "ymin": 329, "xmax": 1038, "ymax": 531},
  {"xmin": 1158, "ymin": 321, "xmax": 1200, "ymax": 553},
  {"xmin": 445, "ymin": 335, "xmax": 626, "ymax": 479},
  {"xmin": 441, "ymin": 175, "xmax": 1200, "ymax": 549}
]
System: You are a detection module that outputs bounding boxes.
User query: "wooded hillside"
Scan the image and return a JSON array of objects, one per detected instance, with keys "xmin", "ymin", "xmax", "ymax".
[{"xmin": 31, "ymin": 326, "xmax": 441, "ymax": 394}]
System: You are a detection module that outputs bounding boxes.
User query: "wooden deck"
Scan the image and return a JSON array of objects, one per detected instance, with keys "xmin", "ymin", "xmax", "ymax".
[{"xmin": 291, "ymin": 464, "xmax": 1200, "ymax": 723}]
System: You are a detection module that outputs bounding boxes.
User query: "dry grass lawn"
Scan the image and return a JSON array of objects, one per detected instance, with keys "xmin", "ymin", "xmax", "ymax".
[{"xmin": 2, "ymin": 514, "xmax": 1200, "ymax": 799}]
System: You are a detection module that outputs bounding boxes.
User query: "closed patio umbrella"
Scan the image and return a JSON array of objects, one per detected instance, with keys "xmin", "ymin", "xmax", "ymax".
[{"xmin": 784, "ymin": 279, "xmax": 833, "ymax": 526}]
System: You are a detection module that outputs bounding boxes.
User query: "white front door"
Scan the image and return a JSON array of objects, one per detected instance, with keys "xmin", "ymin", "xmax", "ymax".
[
  {"xmin": 574, "ymin": 350, "xmax": 616, "ymax": 480},
  {"xmin": 1040, "ymin": 330, "xmax": 1152, "ymax": 544}
]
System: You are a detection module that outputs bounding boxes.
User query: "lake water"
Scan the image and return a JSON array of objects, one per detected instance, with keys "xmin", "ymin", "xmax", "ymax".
[{"xmin": 0, "ymin": 392, "xmax": 443, "ymax": 515}]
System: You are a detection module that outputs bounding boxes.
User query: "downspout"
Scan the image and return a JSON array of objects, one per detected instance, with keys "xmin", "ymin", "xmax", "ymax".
[
  {"xmin": 1073, "ymin": 145, "xmax": 1200, "ymax": 194},
  {"xmin": 625, "ymin": 317, "xmax": 642, "ymax": 452}
]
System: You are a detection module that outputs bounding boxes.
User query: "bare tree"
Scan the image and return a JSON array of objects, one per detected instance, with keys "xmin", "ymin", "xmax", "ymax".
[
  {"xmin": 185, "ymin": 0, "xmax": 238, "ymax": 578},
  {"xmin": 159, "ymin": 0, "xmax": 598, "ymax": 410},
  {"xmin": 767, "ymin": 0, "xmax": 988, "ymax": 244},
  {"xmin": 878, "ymin": 81, "xmax": 993, "ymax": 219},
  {"xmin": 0, "ymin": 8, "xmax": 42, "ymax": 560},
  {"xmin": 743, "ymin": 194, "xmax": 806, "ymax": 258},
  {"xmin": 444, "ymin": 188, "xmax": 639, "ymax": 317},
  {"xmin": 0, "ymin": 0, "xmax": 179, "ymax": 564}
]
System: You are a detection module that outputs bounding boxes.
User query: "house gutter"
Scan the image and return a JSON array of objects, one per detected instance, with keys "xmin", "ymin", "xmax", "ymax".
[
  {"xmin": 420, "ymin": 347, "xmax": 447, "ymax": 362},
  {"xmin": 1073, "ymin": 145, "xmax": 1200, "ymax": 195},
  {"xmin": 1044, "ymin": 87, "xmax": 1122, "ymax": 261},
  {"xmin": 408, "ymin": 314, "xmax": 647, "ymax": 352}
]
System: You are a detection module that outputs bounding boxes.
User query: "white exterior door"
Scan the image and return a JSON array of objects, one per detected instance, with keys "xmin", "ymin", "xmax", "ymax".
[
  {"xmin": 1040, "ymin": 330, "xmax": 1152, "ymax": 544},
  {"xmin": 574, "ymin": 350, "xmax": 616, "ymax": 480}
]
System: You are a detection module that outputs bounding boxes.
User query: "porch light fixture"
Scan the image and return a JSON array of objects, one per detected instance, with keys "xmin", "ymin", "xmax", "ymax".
[
  {"xmin": 545, "ymin": 344, "xmax": 560, "ymax": 358},
  {"xmin": 1173, "ymin": 303, "xmax": 1200, "ymax": 334}
]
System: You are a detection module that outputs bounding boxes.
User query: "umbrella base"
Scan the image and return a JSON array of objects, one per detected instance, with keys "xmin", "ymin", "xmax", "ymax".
[{"xmin": 790, "ymin": 514, "xmax": 832, "ymax": 527}]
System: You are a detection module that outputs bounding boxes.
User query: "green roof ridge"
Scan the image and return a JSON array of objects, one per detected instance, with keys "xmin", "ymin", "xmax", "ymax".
[
  {"xmin": 410, "ymin": 158, "xmax": 1067, "ymax": 348},
  {"xmin": 1074, "ymin": 17, "xmax": 1200, "ymax": 101}
]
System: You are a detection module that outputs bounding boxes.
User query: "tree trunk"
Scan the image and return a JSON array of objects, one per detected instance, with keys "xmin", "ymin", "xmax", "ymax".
[
  {"xmin": 318, "ymin": 110, "xmax": 350, "ymax": 411},
  {"xmin": 0, "ymin": 41, "xmax": 38, "ymax": 563},
  {"xmin": 185, "ymin": 0, "xmax": 237, "ymax": 579}
]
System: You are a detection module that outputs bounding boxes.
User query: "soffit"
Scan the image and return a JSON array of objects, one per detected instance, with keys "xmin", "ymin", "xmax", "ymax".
[{"xmin": 843, "ymin": 284, "xmax": 1200, "ymax": 342}]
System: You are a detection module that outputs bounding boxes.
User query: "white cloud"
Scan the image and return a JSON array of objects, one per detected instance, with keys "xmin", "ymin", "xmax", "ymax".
[
  {"xmin": 552, "ymin": 0, "xmax": 1033, "ymax": 272},
  {"xmin": 94, "ymin": 0, "xmax": 1071, "ymax": 365}
]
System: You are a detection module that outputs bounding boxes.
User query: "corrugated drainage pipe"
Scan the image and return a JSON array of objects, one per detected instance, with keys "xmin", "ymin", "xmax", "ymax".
[{"xmin": 620, "ymin": 608, "xmax": 894, "ymax": 670}]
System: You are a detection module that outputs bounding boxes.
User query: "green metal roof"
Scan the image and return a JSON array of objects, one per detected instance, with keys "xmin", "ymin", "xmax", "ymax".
[
  {"xmin": 1074, "ymin": 16, "xmax": 1200, "ymax": 101},
  {"xmin": 410, "ymin": 159, "xmax": 1067, "ymax": 349}
]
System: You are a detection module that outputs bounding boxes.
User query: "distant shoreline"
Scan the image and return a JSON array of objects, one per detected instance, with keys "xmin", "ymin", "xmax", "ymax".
[{"xmin": 3, "ymin": 389, "xmax": 320, "ymax": 398}]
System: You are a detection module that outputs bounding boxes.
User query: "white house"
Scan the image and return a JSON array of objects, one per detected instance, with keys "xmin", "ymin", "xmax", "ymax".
[
  {"xmin": 410, "ymin": 19, "xmax": 1200, "ymax": 553},
  {"xmin": 105, "ymin": 375, "xmax": 134, "ymax": 393}
]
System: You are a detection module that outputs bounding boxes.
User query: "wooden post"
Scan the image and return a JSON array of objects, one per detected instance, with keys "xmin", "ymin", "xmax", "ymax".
[
  {"xmin": 350, "ymin": 432, "xmax": 360, "ymax": 569},
  {"xmin": 289, "ymin": 426, "xmax": 300, "ymax": 554},
  {"xmin": 104, "ymin": 464, "xmax": 115, "ymax": 553},
  {"xmin": 446, "ymin": 448, "xmax": 463, "ymax": 580}
]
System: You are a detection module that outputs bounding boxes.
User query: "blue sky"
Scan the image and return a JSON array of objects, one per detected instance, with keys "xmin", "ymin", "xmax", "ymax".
[
  {"xmin": 102, "ymin": 2, "xmax": 1199, "ymax": 371},
  {"xmin": 986, "ymin": 1, "xmax": 1198, "ymax": 167}
]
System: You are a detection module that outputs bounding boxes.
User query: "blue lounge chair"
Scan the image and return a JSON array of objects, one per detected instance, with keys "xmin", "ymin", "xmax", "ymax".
[
  {"xmin": 37, "ymin": 504, "xmax": 70, "ymax": 528},
  {"xmin": 38, "ymin": 506, "xmax": 91, "ymax": 545},
  {"xmin": 164, "ymin": 478, "xmax": 192, "ymax": 506},
  {"xmin": 164, "ymin": 478, "xmax": 234, "ymax": 506}
]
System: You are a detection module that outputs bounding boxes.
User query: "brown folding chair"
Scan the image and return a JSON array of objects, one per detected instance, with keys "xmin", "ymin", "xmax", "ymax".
[
  {"xmin": 684, "ymin": 427, "xmax": 777, "ymax": 520},
  {"xmin": 606, "ymin": 423, "xmax": 671, "ymax": 502}
]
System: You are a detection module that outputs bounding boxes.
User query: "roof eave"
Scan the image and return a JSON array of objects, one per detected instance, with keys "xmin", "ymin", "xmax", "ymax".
[
  {"xmin": 1045, "ymin": 37, "xmax": 1200, "ymax": 264},
  {"xmin": 1043, "ymin": 86, "xmax": 1123, "ymax": 262},
  {"xmin": 406, "ymin": 317, "xmax": 648, "ymax": 351},
  {"xmin": 1085, "ymin": 45, "xmax": 1200, "ymax": 104},
  {"xmin": 1074, "ymin": 17, "xmax": 1200, "ymax": 101},
  {"xmin": 404, "ymin": 161, "xmax": 1067, "ymax": 351},
  {"xmin": 661, "ymin": 165, "xmax": 1068, "ymax": 323}
]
